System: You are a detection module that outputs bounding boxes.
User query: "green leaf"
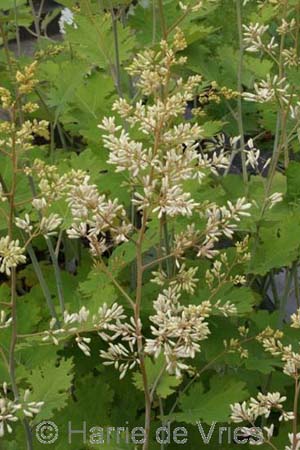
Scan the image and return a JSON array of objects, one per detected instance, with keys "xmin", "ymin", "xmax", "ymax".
[
  {"xmin": 201, "ymin": 120, "xmax": 225, "ymax": 138},
  {"xmin": 249, "ymin": 212, "xmax": 300, "ymax": 275},
  {"xmin": 78, "ymin": 267, "xmax": 116, "ymax": 314},
  {"xmin": 170, "ymin": 375, "xmax": 248, "ymax": 424},
  {"xmin": 27, "ymin": 358, "xmax": 74, "ymax": 420},
  {"xmin": 66, "ymin": 13, "xmax": 136, "ymax": 69},
  {"xmin": 133, "ymin": 356, "xmax": 182, "ymax": 399}
]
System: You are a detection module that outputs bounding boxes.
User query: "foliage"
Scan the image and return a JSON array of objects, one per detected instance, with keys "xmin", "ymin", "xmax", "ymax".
[{"xmin": 0, "ymin": 1, "xmax": 300, "ymax": 449}]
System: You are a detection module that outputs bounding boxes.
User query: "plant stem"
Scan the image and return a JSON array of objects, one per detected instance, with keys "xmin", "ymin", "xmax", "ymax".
[
  {"xmin": 7, "ymin": 107, "xmax": 33, "ymax": 450},
  {"xmin": 29, "ymin": 0, "xmax": 41, "ymax": 38},
  {"xmin": 13, "ymin": 0, "xmax": 21, "ymax": 57},
  {"xmin": 45, "ymin": 236, "xmax": 65, "ymax": 313},
  {"xmin": 100, "ymin": 260, "xmax": 135, "ymax": 309},
  {"xmin": 236, "ymin": 0, "xmax": 248, "ymax": 190},
  {"xmin": 110, "ymin": 8, "xmax": 123, "ymax": 97},
  {"xmin": 162, "ymin": 213, "xmax": 172, "ymax": 277},
  {"xmin": 135, "ymin": 212, "xmax": 151, "ymax": 450},
  {"xmin": 152, "ymin": 0, "xmax": 157, "ymax": 44},
  {"xmin": 26, "ymin": 243, "xmax": 60, "ymax": 322},
  {"xmin": 294, "ymin": 263, "xmax": 300, "ymax": 308},
  {"xmin": 278, "ymin": 267, "xmax": 294, "ymax": 327},
  {"xmin": 28, "ymin": 175, "xmax": 65, "ymax": 316},
  {"xmin": 292, "ymin": 377, "xmax": 300, "ymax": 450},
  {"xmin": 158, "ymin": 0, "xmax": 167, "ymax": 39}
]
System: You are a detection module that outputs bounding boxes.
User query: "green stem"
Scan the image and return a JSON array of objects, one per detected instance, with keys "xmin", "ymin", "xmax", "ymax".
[
  {"xmin": 236, "ymin": 0, "xmax": 248, "ymax": 190},
  {"xmin": 45, "ymin": 236, "xmax": 65, "ymax": 314},
  {"xmin": 158, "ymin": 0, "xmax": 167, "ymax": 39},
  {"xmin": 110, "ymin": 8, "xmax": 123, "ymax": 97},
  {"xmin": 278, "ymin": 267, "xmax": 294, "ymax": 327},
  {"xmin": 26, "ymin": 243, "xmax": 60, "ymax": 323}
]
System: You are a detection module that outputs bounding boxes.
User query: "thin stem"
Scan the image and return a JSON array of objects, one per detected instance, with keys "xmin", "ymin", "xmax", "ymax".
[
  {"xmin": 99, "ymin": 260, "xmax": 135, "ymax": 309},
  {"xmin": 9, "ymin": 268, "xmax": 18, "ymax": 399},
  {"xmin": 278, "ymin": 267, "xmax": 294, "ymax": 327},
  {"xmin": 29, "ymin": 0, "xmax": 41, "ymax": 38},
  {"xmin": 168, "ymin": 350, "xmax": 227, "ymax": 416},
  {"xmin": 28, "ymin": 175, "xmax": 65, "ymax": 315},
  {"xmin": 158, "ymin": 398, "xmax": 165, "ymax": 450},
  {"xmin": 142, "ymin": 251, "xmax": 176, "ymax": 271},
  {"xmin": 7, "ymin": 105, "xmax": 33, "ymax": 450},
  {"xmin": 26, "ymin": 243, "xmax": 60, "ymax": 322},
  {"xmin": 150, "ymin": 363, "xmax": 167, "ymax": 401},
  {"xmin": 13, "ymin": 0, "xmax": 21, "ymax": 57},
  {"xmin": 135, "ymin": 212, "xmax": 152, "ymax": 450},
  {"xmin": 162, "ymin": 213, "xmax": 172, "ymax": 277},
  {"xmin": 292, "ymin": 377, "xmax": 300, "ymax": 450},
  {"xmin": 152, "ymin": 0, "xmax": 157, "ymax": 44},
  {"xmin": 45, "ymin": 236, "xmax": 65, "ymax": 314},
  {"xmin": 110, "ymin": 8, "xmax": 123, "ymax": 97},
  {"xmin": 236, "ymin": 0, "xmax": 248, "ymax": 189},
  {"xmin": 158, "ymin": 0, "xmax": 167, "ymax": 39},
  {"xmin": 294, "ymin": 264, "xmax": 300, "ymax": 308}
]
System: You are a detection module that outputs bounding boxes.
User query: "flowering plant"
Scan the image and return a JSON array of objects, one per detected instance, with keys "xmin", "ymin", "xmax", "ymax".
[{"xmin": 0, "ymin": 0, "xmax": 300, "ymax": 449}]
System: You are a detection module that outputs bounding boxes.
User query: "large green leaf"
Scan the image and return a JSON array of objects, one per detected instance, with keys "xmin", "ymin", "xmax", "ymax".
[
  {"xmin": 28, "ymin": 358, "xmax": 74, "ymax": 421},
  {"xmin": 170, "ymin": 375, "xmax": 248, "ymax": 424}
]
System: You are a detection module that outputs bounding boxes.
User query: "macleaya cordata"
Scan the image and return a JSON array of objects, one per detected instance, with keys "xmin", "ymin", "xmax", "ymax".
[{"xmin": 33, "ymin": 29, "xmax": 253, "ymax": 450}]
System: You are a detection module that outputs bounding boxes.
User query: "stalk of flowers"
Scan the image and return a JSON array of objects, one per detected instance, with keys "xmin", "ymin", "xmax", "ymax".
[
  {"xmin": 230, "ymin": 309, "xmax": 300, "ymax": 450},
  {"xmin": 47, "ymin": 28, "xmax": 254, "ymax": 450},
  {"xmin": 0, "ymin": 61, "xmax": 57, "ymax": 448},
  {"xmin": 242, "ymin": 1, "xmax": 300, "ymax": 177}
]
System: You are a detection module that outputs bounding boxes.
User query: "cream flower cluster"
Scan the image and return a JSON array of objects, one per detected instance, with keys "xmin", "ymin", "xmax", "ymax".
[
  {"xmin": 257, "ymin": 323, "xmax": 300, "ymax": 379},
  {"xmin": 231, "ymin": 392, "xmax": 292, "ymax": 424},
  {"xmin": 0, "ymin": 383, "xmax": 43, "ymax": 437},
  {"xmin": 144, "ymin": 287, "xmax": 210, "ymax": 377},
  {"xmin": 243, "ymin": 75, "xmax": 291, "ymax": 104},
  {"xmin": 42, "ymin": 303, "xmax": 139, "ymax": 378},
  {"xmin": 66, "ymin": 175, "xmax": 132, "ymax": 254},
  {"xmin": 0, "ymin": 237, "xmax": 26, "ymax": 276},
  {"xmin": 230, "ymin": 310, "xmax": 300, "ymax": 448},
  {"xmin": 243, "ymin": 22, "xmax": 277, "ymax": 54},
  {"xmin": 99, "ymin": 34, "xmax": 234, "ymax": 223}
]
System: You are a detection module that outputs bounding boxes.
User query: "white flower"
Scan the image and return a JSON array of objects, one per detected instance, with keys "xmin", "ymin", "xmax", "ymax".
[
  {"xmin": 76, "ymin": 336, "xmax": 91, "ymax": 356},
  {"xmin": 285, "ymin": 432, "xmax": 300, "ymax": 450},
  {"xmin": 32, "ymin": 197, "xmax": 47, "ymax": 210},
  {"xmin": 145, "ymin": 288, "xmax": 210, "ymax": 376},
  {"xmin": 0, "ymin": 183, "xmax": 7, "ymax": 202},
  {"xmin": 215, "ymin": 300, "xmax": 237, "ymax": 317},
  {"xmin": 170, "ymin": 264, "xmax": 199, "ymax": 294},
  {"xmin": 40, "ymin": 213, "xmax": 62, "ymax": 236},
  {"xmin": 15, "ymin": 214, "xmax": 33, "ymax": 233},
  {"xmin": 58, "ymin": 8, "xmax": 77, "ymax": 34},
  {"xmin": 0, "ymin": 383, "xmax": 43, "ymax": 437},
  {"xmin": 230, "ymin": 401, "xmax": 255, "ymax": 423},
  {"xmin": 279, "ymin": 411, "xmax": 295, "ymax": 422},
  {"xmin": 243, "ymin": 22, "xmax": 269, "ymax": 53},
  {"xmin": 243, "ymin": 75, "xmax": 291, "ymax": 104},
  {"xmin": 266, "ymin": 192, "xmax": 283, "ymax": 209},
  {"xmin": 0, "ymin": 237, "xmax": 26, "ymax": 276},
  {"xmin": 0, "ymin": 310, "xmax": 12, "ymax": 329},
  {"xmin": 291, "ymin": 308, "xmax": 300, "ymax": 328}
]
